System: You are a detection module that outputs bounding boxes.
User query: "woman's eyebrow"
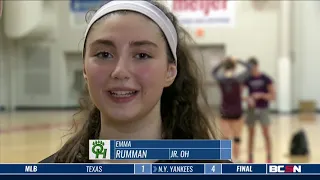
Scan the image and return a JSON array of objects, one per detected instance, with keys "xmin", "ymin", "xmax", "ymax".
[
  {"xmin": 90, "ymin": 39, "xmax": 116, "ymax": 48},
  {"xmin": 129, "ymin": 40, "xmax": 158, "ymax": 48}
]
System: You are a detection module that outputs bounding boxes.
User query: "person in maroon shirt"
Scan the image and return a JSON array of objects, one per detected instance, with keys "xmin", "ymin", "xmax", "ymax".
[
  {"xmin": 244, "ymin": 57, "xmax": 276, "ymax": 163},
  {"xmin": 212, "ymin": 57, "xmax": 251, "ymax": 162}
]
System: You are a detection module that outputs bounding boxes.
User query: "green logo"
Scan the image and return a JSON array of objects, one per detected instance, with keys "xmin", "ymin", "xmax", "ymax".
[{"xmin": 92, "ymin": 140, "xmax": 107, "ymax": 159}]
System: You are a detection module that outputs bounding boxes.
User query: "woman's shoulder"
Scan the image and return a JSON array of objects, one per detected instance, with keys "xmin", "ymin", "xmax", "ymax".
[{"xmin": 39, "ymin": 153, "xmax": 57, "ymax": 163}]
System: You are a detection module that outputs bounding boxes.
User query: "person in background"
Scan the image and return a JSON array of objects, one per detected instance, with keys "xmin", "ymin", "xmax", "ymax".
[
  {"xmin": 212, "ymin": 56, "xmax": 251, "ymax": 163},
  {"xmin": 40, "ymin": 0, "xmax": 230, "ymax": 163},
  {"xmin": 244, "ymin": 57, "xmax": 276, "ymax": 163}
]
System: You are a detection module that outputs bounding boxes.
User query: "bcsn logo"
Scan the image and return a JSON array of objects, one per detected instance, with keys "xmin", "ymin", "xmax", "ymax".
[{"xmin": 269, "ymin": 165, "xmax": 302, "ymax": 173}]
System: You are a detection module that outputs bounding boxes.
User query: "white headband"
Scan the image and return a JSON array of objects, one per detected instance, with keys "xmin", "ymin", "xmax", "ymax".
[{"xmin": 84, "ymin": 0, "xmax": 178, "ymax": 62}]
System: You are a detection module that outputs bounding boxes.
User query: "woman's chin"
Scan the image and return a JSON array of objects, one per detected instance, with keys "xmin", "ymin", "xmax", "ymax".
[{"xmin": 103, "ymin": 109, "xmax": 141, "ymax": 123}]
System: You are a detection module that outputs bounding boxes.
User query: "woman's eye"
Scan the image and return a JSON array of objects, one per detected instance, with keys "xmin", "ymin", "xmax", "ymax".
[
  {"xmin": 135, "ymin": 53, "xmax": 151, "ymax": 60},
  {"xmin": 95, "ymin": 52, "xmax": 113, "ymax": 59}
]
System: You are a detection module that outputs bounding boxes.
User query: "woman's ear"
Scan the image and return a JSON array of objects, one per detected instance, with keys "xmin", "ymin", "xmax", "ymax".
[
  {"xmin": 83, "ymin": 65, "xmax": 87, "ymax": 81},
  {"xmin": 164, "ymin": 64, "xmax": 177, "ymax": 87}
]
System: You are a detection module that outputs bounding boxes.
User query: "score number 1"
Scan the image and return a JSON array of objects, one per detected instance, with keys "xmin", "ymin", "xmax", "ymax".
[{"xmin": 135, "ymin": 164, "xmax": 150, "ymax": 174}]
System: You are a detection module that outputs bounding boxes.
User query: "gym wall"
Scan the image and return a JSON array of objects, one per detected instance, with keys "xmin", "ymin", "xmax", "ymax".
[{"xmin": 0, "ymin": 1, "xmax": 319, "ymax": 111}]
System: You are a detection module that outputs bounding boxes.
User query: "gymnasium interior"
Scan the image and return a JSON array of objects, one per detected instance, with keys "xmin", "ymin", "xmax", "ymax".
[{"xmin": 0, "ymin": 0, "xmax": 319, "ymax": 163}]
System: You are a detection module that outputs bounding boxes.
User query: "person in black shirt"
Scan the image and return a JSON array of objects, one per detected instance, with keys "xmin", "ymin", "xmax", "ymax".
[
  {"xmin": 40, "ymin": 0, "xmax": 231, "ymax": 164},
  {"xmin": 243, "ymin": 57, "xmax": 276, "ymax": 163}
]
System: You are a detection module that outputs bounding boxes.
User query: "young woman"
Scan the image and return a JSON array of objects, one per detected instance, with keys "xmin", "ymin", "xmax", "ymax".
[
  {"xmin": 244, "ymin": 57, "xmax": 276, "ymax": 163},
  {"xmin": 212, "ymin": 57, "xmax": 251, "ymax": 162},
  {"xmin": 40, "ymin": 0, "xmax": 230, "ymax": 163}
]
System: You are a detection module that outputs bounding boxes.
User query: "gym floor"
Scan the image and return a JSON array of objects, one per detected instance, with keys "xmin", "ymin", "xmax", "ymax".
[{"xmin": 0, "ymin": 111, "xmax": 318, "ymax": 163}]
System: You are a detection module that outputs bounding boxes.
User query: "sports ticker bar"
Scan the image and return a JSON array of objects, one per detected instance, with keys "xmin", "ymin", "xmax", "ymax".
[{"xmin": 0, "ymin": 164, "xmax": 320, "ymax": 175}]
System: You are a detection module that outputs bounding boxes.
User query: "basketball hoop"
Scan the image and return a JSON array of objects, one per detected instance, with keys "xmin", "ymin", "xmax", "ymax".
[{"xmin": 252, "ymin": 0, "xmax": 269, "ymax": 11}]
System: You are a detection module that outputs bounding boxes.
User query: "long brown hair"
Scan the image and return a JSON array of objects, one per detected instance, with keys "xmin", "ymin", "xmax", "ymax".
[{"xmin": 54, "ymin": 0, "xmax": 219, "ymax": 163}]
